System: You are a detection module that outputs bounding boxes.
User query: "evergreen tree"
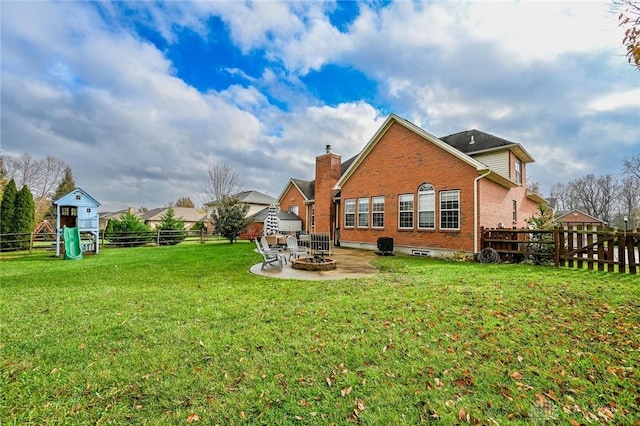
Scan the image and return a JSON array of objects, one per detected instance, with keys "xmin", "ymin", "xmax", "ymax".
[
  {"xmin": 105, "ymin": 212, "xmax": 153, "ymax": 247},
  {"xmin": 157, "ymin": 207, "xmax": 186, "ymax": 245},
  {"xmin": 46, "ymin": 167, "xmax": 76, "ymax": 222},
  {"xmin": 211, "ymin": 196, "xmax": 251, "ymax": 243},
  {"xmin": 525, "ymin": 204, "xmax": 556, "ymax": 265},
  {"xmin": 14, "ymin": 185, "xmax": 36, "ymax": 250},
  {"xmin": 0, "ymin": 179, "xmax": 18, "ymax": 250}
]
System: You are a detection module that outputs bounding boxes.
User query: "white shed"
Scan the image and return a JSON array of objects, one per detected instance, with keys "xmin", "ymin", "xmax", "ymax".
[{"xmin": 54, "ymin": 188, "xmax": 101, "ymax": 257}]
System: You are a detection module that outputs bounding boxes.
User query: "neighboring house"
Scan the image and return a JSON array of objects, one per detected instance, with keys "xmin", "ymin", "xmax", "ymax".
[
  {"xmin": 555, "ymin": 209, "xmax": 606, "ymax": 227},
  {"xmin": 277, "ymin": 113, "xmax": 547, "ymax": 257},
  {"xmin": 140, "ymin": 207, "xmax": 208, "ymax": 230},
  {"xmin": 248, "ymin": 207, "xmax": 302, "ymax": 234},
  {"xmin": 204, "ymin": 190, "xmax": 275, "ymax": 218}
]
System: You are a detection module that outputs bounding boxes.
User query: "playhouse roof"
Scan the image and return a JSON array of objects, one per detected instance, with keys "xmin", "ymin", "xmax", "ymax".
[{"xmin": 54, "ymin": 188, "xmax": 101, "ymax": 207}]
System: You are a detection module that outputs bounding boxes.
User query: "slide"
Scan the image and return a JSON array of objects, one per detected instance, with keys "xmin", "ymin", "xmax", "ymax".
[{"xmin": 63, "ymin": 226, "xmax": 83, "ymax": 260}]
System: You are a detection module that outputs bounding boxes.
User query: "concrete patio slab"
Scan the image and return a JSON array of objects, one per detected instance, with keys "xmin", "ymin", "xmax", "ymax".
[{"xmin": 250, "ymin": 247, "xmax": 380, "ymax": 280}]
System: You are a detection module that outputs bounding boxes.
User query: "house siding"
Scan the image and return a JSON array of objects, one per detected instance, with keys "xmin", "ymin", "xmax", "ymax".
[
  {"xmin": 337, "ymin": 122, "xmax": 478, "ymax": 253},
  {"xmin": 473, "ymin": 151, "xmax": 509, "ymax": 178},
  {"xmin": 279, "ymin": 184, "xmax": 309, "ymax": 231}
]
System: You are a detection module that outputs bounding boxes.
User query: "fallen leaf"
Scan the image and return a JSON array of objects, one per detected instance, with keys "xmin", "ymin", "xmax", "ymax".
[
  {"xmin": 510, "ymin": 371, "xmax": 523, "ymax": 380},
  {"xmin": 326, "ymin": 377, "xmax": 333, "ymax": 387},
  {"xmin": 341, "ymin": 386, "xmax": 353, "ymax": 397},
  {"xmin": 186, "ymin": 413, "xmax": 200, "ymax": 423}
]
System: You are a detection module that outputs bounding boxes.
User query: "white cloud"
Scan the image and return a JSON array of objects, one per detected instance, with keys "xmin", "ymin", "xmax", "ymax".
[{"xmin": 586, "ymin": 89, "xmax": 640, "ymax": 112}]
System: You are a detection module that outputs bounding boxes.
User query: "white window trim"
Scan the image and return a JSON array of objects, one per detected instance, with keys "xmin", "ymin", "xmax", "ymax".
[
  {"xmin": 372, "ymin": 196, "xmax": 385, "ymax": 229},
  {"xmin": 398, "ymin": 194, "xmax": 414, "ymax": 229},
  {"xmin": 417, "ymin": 184, "xmax": 435, "ymax": 230},
  {"xmin": 357, "ymin": 198, "xmax": 369, "ymax": 228},
  {"xmin": 439, "ymin": 190, "xmax": 460, "ymax": 230},
  {"xmin": 344, "ymin": 199, "xmax": 355, "ymax": 228}
]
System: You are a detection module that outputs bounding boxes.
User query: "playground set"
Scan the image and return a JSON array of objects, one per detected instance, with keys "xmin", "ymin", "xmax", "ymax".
[{"xmin": 54, "ymin": 188, "xmax": 100, "ymax": 260}]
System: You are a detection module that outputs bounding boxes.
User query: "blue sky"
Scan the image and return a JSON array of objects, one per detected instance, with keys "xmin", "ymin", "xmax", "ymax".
[{"xmin": 1, "ymin": 0, "xmax": 639, "ymax": 211}]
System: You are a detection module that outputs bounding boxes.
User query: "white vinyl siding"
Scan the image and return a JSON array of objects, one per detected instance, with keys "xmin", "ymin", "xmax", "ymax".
[
  {"xmin": 357, "ymin": 198, "xmax": 369, "ymax": 228},
  {"xmin": 473, "ymin": 151, "xmax": 509, "ymax": 179}
]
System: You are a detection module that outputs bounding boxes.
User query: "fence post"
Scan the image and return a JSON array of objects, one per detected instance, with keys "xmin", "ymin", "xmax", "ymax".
[
  {"xmin": 480, "ymin": 226, "xmax": 485, "ymax": 251},
  {"xmin": 156, "ymin": 230, "xmax": 160, "ymax": 246},
  {"xmin": 618, "ymin": 232, "xmax": 626, "ymax": 274},
  {"xmin": 553, "ymin": 227, "xmax": 559, "ymax": 267},
  {"xmin": 29, "ymin": 232, "xmax": 35, "ymax": 254}
]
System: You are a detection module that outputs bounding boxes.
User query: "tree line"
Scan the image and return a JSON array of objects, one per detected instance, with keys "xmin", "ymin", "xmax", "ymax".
[{"xmin": 548, "ymin": 153, "xmax": 640, "ymax": 228}]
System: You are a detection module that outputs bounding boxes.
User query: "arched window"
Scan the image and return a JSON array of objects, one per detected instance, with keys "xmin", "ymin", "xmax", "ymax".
[{"xmin": 417, "ymin": 183, "xmax": 435, "ymax": 229}]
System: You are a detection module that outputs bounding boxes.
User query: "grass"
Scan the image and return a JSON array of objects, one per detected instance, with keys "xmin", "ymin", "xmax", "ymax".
[{"xmin": 1, "ymin": 243, "xmax": 638, "ymax": 425}]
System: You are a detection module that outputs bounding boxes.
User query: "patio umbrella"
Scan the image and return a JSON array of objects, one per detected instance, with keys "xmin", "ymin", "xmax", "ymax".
[{"xmin": 265, "ymin": 203, "xmax": 280, "ymax": 236}]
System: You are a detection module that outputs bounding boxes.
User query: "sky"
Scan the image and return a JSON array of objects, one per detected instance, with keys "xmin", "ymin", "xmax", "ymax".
[{"xmin": 1, "ymin": 0, "xmax": 639, "ymax": 212}]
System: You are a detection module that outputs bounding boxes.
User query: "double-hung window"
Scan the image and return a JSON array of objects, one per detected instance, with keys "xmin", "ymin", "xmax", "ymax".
[
  {"xmin": 372, "ymin": 196, "xmax": 385, "ymax": 228},
  {"xmin": 344, "ymin": 199, "xmax": 355, "ymax": 227},
  {"xmin": 515, "ymin": 158, "xmax": 522, "ymax": 184},
  {"xmin": 357, "ymin": 198, "xmax": 369, "ymax": 228},
  {"xmin": 417, "ymin": 183, "xmax": 435, "ymax": 229},
  {"xmin": 398, "ymin": 194, "xmax": 414, "ymax": 229},
  {"xmin": 512, "ymin": 200, "xmax": 517, "ymax": 222},
  {"xmin": 440, "ymin": 190, "xmax": 460, "ymax": 230}
]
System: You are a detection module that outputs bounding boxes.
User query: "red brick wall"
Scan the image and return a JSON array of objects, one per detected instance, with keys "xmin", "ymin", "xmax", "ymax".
[
  {"xmin": 338, "ymin": 122, "xmax": 479, "ymax": 252},
  {"xmin": 314, "ymin": 153, "xmax": 341, "ymax": 236},
  {"xmin": 477, "ymin": 179, "xmax": 539, "ymax": 229},
  {"xmin": 279, "ymin": 184, "xmax": 309, "ymax": 231}
]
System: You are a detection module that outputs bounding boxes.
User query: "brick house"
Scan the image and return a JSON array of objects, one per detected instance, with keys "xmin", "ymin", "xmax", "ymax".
[{"xmin": 277, "ymin": 114, "xmax": 546, "ymax": 257}]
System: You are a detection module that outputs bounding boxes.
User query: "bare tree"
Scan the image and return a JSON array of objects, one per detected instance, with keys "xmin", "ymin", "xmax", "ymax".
[
  {"xmin": 566, "ymin": 174, "xmax": 619, "ymax": 223},
  {"xmin": 203, "ymin": 161, "xmax": 243, "ymax": 203},
  {"xmin": 623, "ymin": 153, "xmax": 640, "ymax": 181},
  {"xmin": 175, "ymin": 196, "xmax": 195, "ymax": 208},
  {"xmin": 549, "ymin": 182, "xmax": 569, "ymax": 211},
  {"xmin": 3, "ymin": 153, "xmax": 69, "ymax": 223},
  {"xmin": 619, "ymin": 175, "xmax": 640, "ymax": 227}
]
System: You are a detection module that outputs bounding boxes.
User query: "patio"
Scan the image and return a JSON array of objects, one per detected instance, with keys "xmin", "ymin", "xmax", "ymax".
[{"xmin": 250, "ymin": 246, "xmax": 380, "ymax": 280}]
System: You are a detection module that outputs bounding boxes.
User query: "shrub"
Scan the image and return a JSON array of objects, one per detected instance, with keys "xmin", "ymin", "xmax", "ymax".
[
  {"xmin": 156, "ymin": 207, "xmax": 185, "ymax": 246},
  {"xmin": 238, "ymin": 222, "xmax": 263, "ymax": 242},
  {"xmin": 104, "ymin": 213, "xmax": 153, "ymax": 247}
]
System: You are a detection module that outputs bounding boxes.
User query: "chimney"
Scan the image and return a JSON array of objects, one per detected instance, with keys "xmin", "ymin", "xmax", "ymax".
[
  {"xmin": 128, "ymin": 207, "xmax": 136, "ymax": 215},
  {"xmin": 314, "ymin": 148, "xmax": 341, "ymax": 236}
]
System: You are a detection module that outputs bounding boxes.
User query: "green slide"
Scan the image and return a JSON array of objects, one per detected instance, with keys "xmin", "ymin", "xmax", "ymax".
[{"xmin": 63, "ymin": 226, "xmax": 83, "ymax": 260}]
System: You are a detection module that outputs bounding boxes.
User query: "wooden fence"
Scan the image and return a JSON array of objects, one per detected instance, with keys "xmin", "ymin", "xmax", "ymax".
[
  {"xmin": 0, "ymin": 230, "xmax": 223, "ymax": 254},
  {"xmin": 481, "ymin": 225, "xmax": 640, "ymax": 274}
]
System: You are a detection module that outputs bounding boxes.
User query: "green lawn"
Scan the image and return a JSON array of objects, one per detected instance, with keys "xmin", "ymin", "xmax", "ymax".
[{"xmin": 1, "ymin": 243, "xmax": 638, "ymax": 425}]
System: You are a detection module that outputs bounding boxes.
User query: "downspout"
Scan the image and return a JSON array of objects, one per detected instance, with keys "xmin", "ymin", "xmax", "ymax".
[{"xmin": 474, "ymin": 169, "xmax": 491, "ymax": 255}]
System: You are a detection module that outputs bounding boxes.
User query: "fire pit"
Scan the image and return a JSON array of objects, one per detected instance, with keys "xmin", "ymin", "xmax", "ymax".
[{"xmin": 291, "ymin": 255, "xmax": 337, "ymax": 271}]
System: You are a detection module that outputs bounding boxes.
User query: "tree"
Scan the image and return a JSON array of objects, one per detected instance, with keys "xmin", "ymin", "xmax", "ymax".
[
  {"xmin": 175, "ymin": 197, "xmax": 195, "ymax": 208},
  {"xmin": 203, "ymin": 161, "xmax": 243, "ymax": 203},
  {"xmin": 623, "ymin": 153, "xmax": 640, "ymax": 182},
  {"xmin": 157, "ymin": 207, "xmax": 186, "ymax": 245},
  {"xmin": 0, "ymin": 179, "xmax": 18, "ymax": 250},
  {"xmin": 615, "ymin": 0, "xmax": 640, "ymax": 69},
  {"xmin": 564, "ymin": 174, "xmax": 619, "ymax": 223},
  {"xmin": 3, "ymin": 153, "xmax": 70, "ymax": 223},
  {"xmin": 104, "ymin": 213, "xmax": 152, "ymax": 247},
  {"xmin": 14, "ymin": 185, "xmax": 36, "ymax": 250},
  {"xmin": 211, "ymin": 196, "xmax": 251, "ymax": 243},
  {"xmin": 45, "ymin": 166, "xmax": 76, "ymax": 222},
  {"xmin": 525, "ymin": 204, "xmax": 556, "ymax": 265}
]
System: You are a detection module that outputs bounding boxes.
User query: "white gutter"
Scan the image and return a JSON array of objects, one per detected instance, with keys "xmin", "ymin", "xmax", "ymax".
[{"xmin": 474, "ymin": 170, "xmax": 492, "ymax": 255}]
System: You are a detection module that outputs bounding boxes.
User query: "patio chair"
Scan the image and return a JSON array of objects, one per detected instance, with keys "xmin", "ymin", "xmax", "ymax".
[
  {"xmin": 255, "ymin": 239, "xmax": 282, "ymax": 270},
  {"xmin": 260, "ymin": 236, "xmax": 287, "ymax": 265},
  {"xmin": 286, "ymin": 235, "xmax": 308, "ymax": 261}
]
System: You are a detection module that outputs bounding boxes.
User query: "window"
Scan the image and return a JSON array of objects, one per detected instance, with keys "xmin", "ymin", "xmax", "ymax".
[
  {"xmin": 86, "ymin": 208, "xmax": 92, "ymax": 213},
  {"xmin": 417, "ymin": 183, "xmax": 435, "ymax": 229},
  {"xmin": 372, "ymin": 196, "xmax": 385, "ymax": 228},
  {"xmin": 311, "ymin": 205, "xmax": 315, "ymax": 226},
  {"xmin": 515, "ymin": 158, "xmax": 522, "ymax": 184},
  {"xmin": 357, "ymin": 198, "xmax": 369, "ymax": 228},
  {"xmin": 344, "ymin": 199, "xmax": 355, "ymax": 227},
  {"xmin": 512, "ymin": 200, "xmax": 517, "ymax": 222},
  {"xmin": 440, "ymin": 190, "xmax": 460, "ymax": 230},
  {"xmin": 398, "ymin": 194, "xmax": 414, "ymax": 229},
  {"xmin": 289, "ymin": 205, "xmax": 299, "ymax": 215}
]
